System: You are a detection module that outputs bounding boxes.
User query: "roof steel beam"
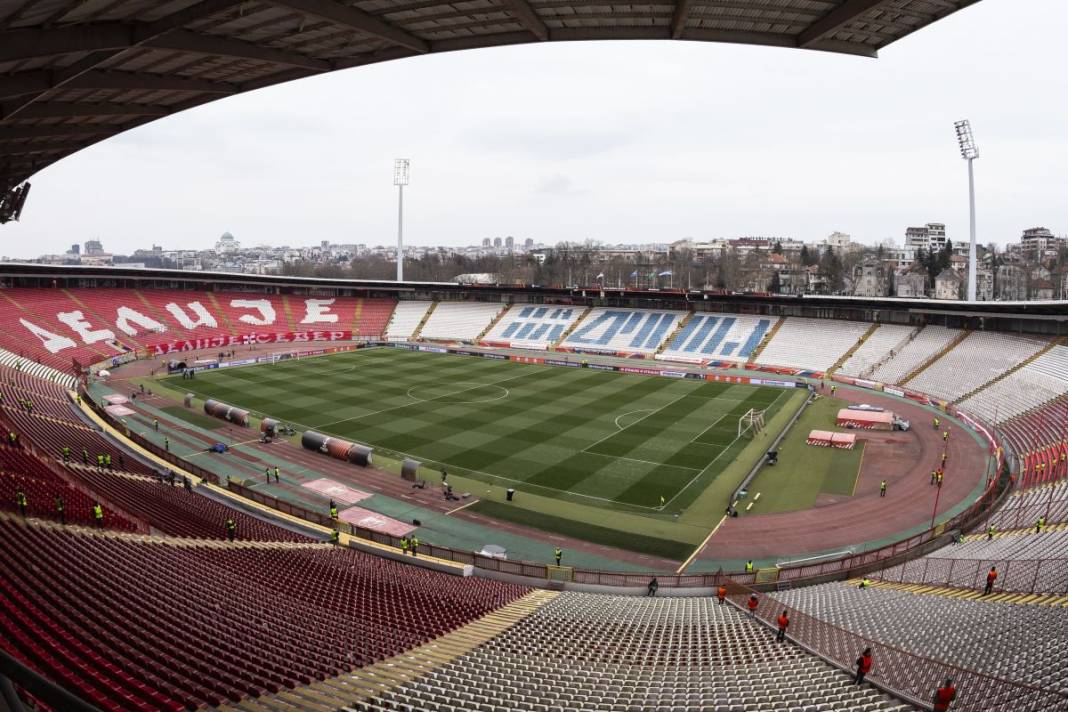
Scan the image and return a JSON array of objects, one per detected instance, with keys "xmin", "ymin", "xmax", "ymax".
[
  {"xmin": 496, "ymin": 0, "xmax": 549, "ymax": 41},
  {"xmin": 261, "ymin": 0, "xmax": 430, "ymax": 52},
  {"xmin": 7, "ymin": 102, "xmax": 170, "ymax": 120},
  {"xmin": 0, "ymin": 125, "xmax": 114, "ymax": 141},
  {"xmin": 798, "ymin": 0, "xmax": 892, "ymax": 48},
  {"xmin": 0, "ymin": 1, "xmax": 245, "ymax": 120},
  {"xmin": 0, "ymin": 69, "xmax": 236, "ymax": 104},
  {"xmin": 671, "ymin": 0, "xmax": 693, "ymax": 40}
]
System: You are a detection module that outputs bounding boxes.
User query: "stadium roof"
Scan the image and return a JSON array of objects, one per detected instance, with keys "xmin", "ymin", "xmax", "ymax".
[{"xmin": 0, "ymin": 0, "xmax": 980, "ymax": 197}]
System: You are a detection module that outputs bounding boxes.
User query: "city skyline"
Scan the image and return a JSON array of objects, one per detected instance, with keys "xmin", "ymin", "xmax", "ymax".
[{"xmin": 1, "ymin": 0, "xmax": 1066, "ymax": 258}]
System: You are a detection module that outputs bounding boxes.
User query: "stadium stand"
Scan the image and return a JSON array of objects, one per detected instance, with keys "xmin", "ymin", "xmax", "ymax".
[
  {"xmin": 385, "ymin": 301, "xmax": 434, "ymax": 341},
  {"xmin": 999, "ymin": 399, "xmax": 1068, "ymax": 488},
  {"xmin": 57, "ymin": 464, "xmax": 308, "ymax": 541},
  {"xmin": 836, "ymin": 325, "xmax": 918, "ymax": 378},
  {"xmin": 354, "ymin": 298, "xmax": 399, "ymax": 339},
  {"xmin": 868, "ymin": 326, "xmax": 960, "ymax": 385},
  {"xmin": 420, "ymin": 302, "xmax": 506, "ymax": 341},
  {"xmin": 0, "ymin": 347, "xmax": 77, "ymax": 389},
  {"xmin": 0, "ymin": 446, "xmax": 137, "ymax": 531},
  {"xmin": 754, "ymin": 318, "xmax": 872, "ymax": 372},
  {"xmin": 771, "ymin": 583, "xmax": 1068, "ymax": 695},
  {"xmin": 659, "ymin": 313, "xmax": 774, "ymax": 364},
  {"xmin": 357, "ymin": 592, "xmax": 912, "ymax": 712},
  {"xmin": 906, "ymin": 331, "xmax": 1047, "ymax": 403},
  {"xmin": 959, "ymin": 344, "xmax": 1068, "ymax": 421},
  {"xmin": 562, "ymin": 308, "xmax": 682, "ymax": 354},
  {"xmin": 0, "ymin": 517, "xmax": 528, "ymax": 710},
  {"xmin": 483, "ymin": 304, "xmax": 586, "ymax": 347}
]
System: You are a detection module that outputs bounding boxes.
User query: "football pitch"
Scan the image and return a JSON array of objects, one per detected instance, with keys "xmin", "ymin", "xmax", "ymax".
[{"xmin": 164, "ymin": 347, "xmax": 792, "ymax": 512}]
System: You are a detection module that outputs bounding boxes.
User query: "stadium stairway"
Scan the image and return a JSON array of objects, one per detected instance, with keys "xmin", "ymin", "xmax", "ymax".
[
  {"xmin": 964, "ymin": 521, "xmax": 1068, "ymax": 540},
  {"xmin": 550, "ymin": 306, "xmax": 591, "ymax": 347},
  {"xmin": 745, "ymin": 316, "xmax": 785, "ymax": 365},
  {"xmin": 206, "ymin": 291, "xmax": 237, "ymax": 333},
  {"xmin": 952, "ymin": 337, "xmax": 1065, "ymax": 406},
  {"xmin": 476, "ymin": 304, "xmax": 511, "ymax": 342},
  {"xmin": 828, "ymin": 323, "xmax": 880, "ymax": 376},
  {"xmin": 410, "ymin": 301, "xmax": 438, "ymax": 340},
  {"xmin": 654, "ymin": 311, "xmax": 694, "ymax": 356},
  {"xmin": 850, "ymin": 579, "xmax": 1068, "ymax": 608},
  {"xmin": 860, "ymin": 327, "xmax": 919, "ymax": 380},
  {"xmin": 280, "ymin": 295, "xmax": 300, "ymax": 331},
  {"xmin": 899, "ymin": 329, "xmax": 971, "ymax": 387},
  {"xmin": 220, "ymin": 590, "xmax": 557, "ymax": 712},
  {"xmin": 350, "ymin": 298, "xmax": 364, "ymax": 334}
]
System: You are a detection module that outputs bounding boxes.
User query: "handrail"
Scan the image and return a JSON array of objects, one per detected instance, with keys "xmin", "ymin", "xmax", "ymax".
[{"xmin": 0, "ymin": 649, "xmax": 100, "ymax": 712}]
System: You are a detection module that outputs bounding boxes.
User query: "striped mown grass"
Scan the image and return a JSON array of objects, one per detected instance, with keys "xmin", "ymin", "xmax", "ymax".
[{"xmin": 164, "ymin": 348, "xmax": 790, "ymax": 512}]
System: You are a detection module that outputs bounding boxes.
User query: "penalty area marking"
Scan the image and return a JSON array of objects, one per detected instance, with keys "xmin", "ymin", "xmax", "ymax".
[{"xmin": 614, "ymin": 409, "xmax": 655, "ymax": 430}]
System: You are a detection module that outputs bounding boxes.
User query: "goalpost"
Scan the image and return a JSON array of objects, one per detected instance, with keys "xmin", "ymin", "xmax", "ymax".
[{"xmin": 738, "ymin": 408, "xmax": 766, "ymax": 439}]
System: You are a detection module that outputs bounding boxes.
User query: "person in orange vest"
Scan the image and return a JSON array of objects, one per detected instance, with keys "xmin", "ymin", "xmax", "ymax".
[
  {"xmin": 746, "ymin": 593, "xmax": 759, "ymax": 620},
  {"xmin": 855, "ymin": 647, "xmax": 873, "ymax": 684},
  {"xmin": 932, "ymin": 678, "xmax": 957, "ymax": 711},
  {"xmin": 983, "ymin": 566, "xmax": 997, "ymax": 596},
  {"xmin": 717, "ymin": 584, "xmax": 727, "ymax": 605},
  {"xmin": 775, "ymin": 610, "xmax": 789, "ymax": 643}
]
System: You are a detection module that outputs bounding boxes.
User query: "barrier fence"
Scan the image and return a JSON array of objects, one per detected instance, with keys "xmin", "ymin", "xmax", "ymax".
[
  {"xmin": 875, "ymin": 555, "xmax": 1068, "ymax": 595},
  {"xmin": 720, "ymin": 579, "xmax": 1068, "ymax": 712}
]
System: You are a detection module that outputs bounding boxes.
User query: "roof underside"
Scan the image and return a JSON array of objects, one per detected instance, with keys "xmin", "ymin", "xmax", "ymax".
[{"xmin": 0, "ymin": 0, "xmax": 980, "ymax": 193}]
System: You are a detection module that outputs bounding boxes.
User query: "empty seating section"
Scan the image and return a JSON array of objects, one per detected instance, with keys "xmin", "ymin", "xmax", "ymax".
[
  {"xmin": 562, "ymin": 309, "xmax": 681, "ymax": 354},
  {"xmin": 358, "ymin": 592, "xmax": 910, "ymax": 712},
  {"xmin": 988, "ymin": 479, "xmax": 1068, "ymax": 530},
  {"xmin": 836, "ymin": 325, "xmax": 917, "ymax": 378},
  {"xmin": 0, "ymin": 348, "xmax": 77, "ymax": 388},
  {"xmin": 0, "ymin": 446, "xmax": 137, "ymax": 531},
  {"xmin": 484, "ymin": 304, "xmax": 584, "ymax": 346},
  {"xmin": 355, "ymin": 298, "xmax": 398, "ymax": 338},
  {"xmin": 907, "ymin": 331, "xmax": 1046, "ymax": 403},
  {"xmin": 4, "ymin": 409, "xmax": 154, "ymax": 476},
  {"xmin": 960, "ymin": 345, "xmax": 1068, "ymax": 422},
  {"xmin": 420, "ymin": 302, "xmax": 505, "ymax": 341},
  {"xmin": 59, "ymin": 465, "xmax": 307, "ymax": 541},
  {"xmin": 0, "ymin": 520, "xmax": 528, "ymax": 711},
  {"xmin": 0, "ymin": 289, "xmax": 120, "ymax": 369},
  {"xmin": 385, "ymin": 301, "xmax": 434, "ymax": 341},
  {"xmin": 1000, "ymin": 399, "xmax": 1068, "ymax": 487},
  {"xmin": 660, "ymin": 313, "xmax": 773, "ymax": 364},
  {"xmin": 867, "ymin": 326, "xmax": 958, "ymax": 385},
  {"xmin": 772, "ymin": 583, "xmax": 1068, "ymax": 694},
  {"xmin": 755, "ymin": 318, "xmax": 871, "ymax": 371}
]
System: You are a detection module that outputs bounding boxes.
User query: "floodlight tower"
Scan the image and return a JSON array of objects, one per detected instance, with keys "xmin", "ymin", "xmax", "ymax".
[
  {"xmin": 393, "ymin": 158, "xmax": 410, "ymax": 282},
  {"xmin": 954, "ymin": 120, "xmax": 979, "ymax": 302}
]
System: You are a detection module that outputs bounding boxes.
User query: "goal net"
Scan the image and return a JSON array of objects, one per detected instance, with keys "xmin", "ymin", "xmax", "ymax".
[{"xmin": 738, "ymin": 408, "xmax": 766, "ymax": 439}]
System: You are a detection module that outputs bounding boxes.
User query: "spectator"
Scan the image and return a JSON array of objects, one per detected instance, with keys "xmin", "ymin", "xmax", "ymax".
[
  {"xmin": 983, "ymin": 566, "xmax": 997, "ymax": 595},
  {"xmin": 776, "ymin": 610, "xmax": 789, "ymax": 643},
  {"xmin": 746, "ymin": 594, "xmax": 758, "ymax": 620},
  {"xmin": 933, "ymin": 678, "xmax": 957, "ymax": 711},
  {"xmin": 855, "ymin": 647, "xmax": 873, "ymax": 684}
]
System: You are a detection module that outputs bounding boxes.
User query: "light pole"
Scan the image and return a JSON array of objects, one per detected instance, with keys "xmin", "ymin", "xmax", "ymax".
[
  {"xmin": 393, "ymin": 158, "xmax": 410, "ymax": 282},
  {"xmin": 954, "ymin": 120, "xmax": 979, "ymax": 302}
]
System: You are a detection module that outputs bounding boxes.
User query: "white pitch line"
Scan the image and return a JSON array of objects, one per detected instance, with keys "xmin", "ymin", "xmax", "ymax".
[
  {"xmin": 659, "ymin": 386, "xmax": 790, "ymax": 511},
  {"xmin": 582, "ymin": 392, "xmax": 692, "ymax": 455},
  {"xmin": 614, "ymin": 409, "xmax": 654, "ymax": 431}
]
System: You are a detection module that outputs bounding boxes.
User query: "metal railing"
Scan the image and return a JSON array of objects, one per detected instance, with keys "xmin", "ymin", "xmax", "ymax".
[
  {"xmin": 720, "ymin": 578, "xmax": 1068, "ymax": 712},
  {"xmin": 875, "ymin": 555, "xmax": 1068, "ymax": 596}
]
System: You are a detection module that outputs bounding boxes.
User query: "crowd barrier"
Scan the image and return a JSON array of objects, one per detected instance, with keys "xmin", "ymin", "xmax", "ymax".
[
  {"xmin": 875, "ymin": 555, "xmax": 1068, "ymax": 595},
  {"xmin": 720, "ymin": 578, "xmax": 1068, "ymax": 712}
]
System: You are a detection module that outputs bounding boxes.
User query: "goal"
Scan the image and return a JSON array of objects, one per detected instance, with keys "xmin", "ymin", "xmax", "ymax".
[{"xmin": 738, "ymin": 408, "xmax": 766, "ymax": 439}]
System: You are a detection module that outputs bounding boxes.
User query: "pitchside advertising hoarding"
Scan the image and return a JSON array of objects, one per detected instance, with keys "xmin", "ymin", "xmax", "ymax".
[{"xmin": 151, "ymin": 330, "xmax": 357, "ymax": 355}]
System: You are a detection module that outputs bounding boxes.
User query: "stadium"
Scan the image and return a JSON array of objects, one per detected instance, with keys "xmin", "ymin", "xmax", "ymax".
[{"xmin": 2, "ymin": 1, "xmax": 1068, "ymax": 711}]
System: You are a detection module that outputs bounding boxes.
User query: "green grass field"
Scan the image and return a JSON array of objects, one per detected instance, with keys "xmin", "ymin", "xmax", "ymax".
[
  {"xmin": 741, "ymin": 395, "xmax": 865, "ymax": 514},
  {"xmin": 163, "ymin": 347, "xmax": 792, "ymax": 513}
]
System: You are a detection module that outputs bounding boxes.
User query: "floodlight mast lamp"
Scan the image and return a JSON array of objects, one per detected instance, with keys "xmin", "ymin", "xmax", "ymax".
[
  {"xmin": 954, "ymin": 120, "xmax": 979, "ymax": 302},
  {"xmin": 393, "ymin": 159, "xmax": 410, "ymax": 282}
]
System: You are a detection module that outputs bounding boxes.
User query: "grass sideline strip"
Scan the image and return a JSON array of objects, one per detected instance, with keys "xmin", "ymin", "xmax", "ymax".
[{"xmin": 468, "ymin": 499, "xmax": 694, "ymax": 561}]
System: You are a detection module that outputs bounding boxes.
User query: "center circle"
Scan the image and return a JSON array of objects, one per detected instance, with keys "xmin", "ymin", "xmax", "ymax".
[{"xmin": 406, "ymin": 383, "xmax": 510, "ymax": 404}]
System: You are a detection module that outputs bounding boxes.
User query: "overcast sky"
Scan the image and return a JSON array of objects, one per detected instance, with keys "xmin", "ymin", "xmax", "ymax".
[{"xmin": 3, "ymin": 0, "xmax": 1065, "ymax": 258}]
